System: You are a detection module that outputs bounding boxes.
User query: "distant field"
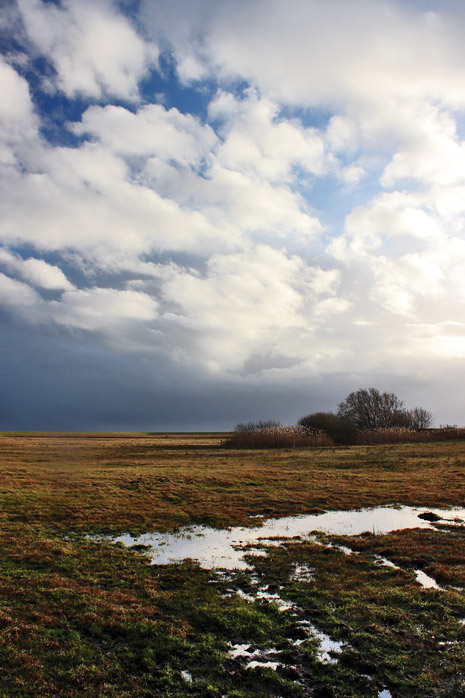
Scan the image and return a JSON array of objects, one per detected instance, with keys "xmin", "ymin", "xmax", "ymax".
[
  {"xmin": 1, "ymin": 434, "xmax": 465, "ymax": 696},
  {"xmin": 1, "ymin": 432, "xmax": 464, "ymax": 532}
]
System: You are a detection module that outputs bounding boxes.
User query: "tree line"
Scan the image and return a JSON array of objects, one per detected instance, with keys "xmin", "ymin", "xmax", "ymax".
[
  {"xmin": 298, "ymin": 387, "xmax": 433, "ymax": 445},
  {"xmin": 227, "ymin": 388, "xmax": 441, "ymax": 448}
]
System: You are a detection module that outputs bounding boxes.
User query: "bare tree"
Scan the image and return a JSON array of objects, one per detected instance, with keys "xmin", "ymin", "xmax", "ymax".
[
  {"xmin": 337, "ymin": 388, "xmax": 433, "ymax": 430},
  {"xmin": 407, "ymin": 406, "xmax": 433, "ymax": 429},
  {"xmin": 234, "ymin": 419, "xmax": 281, "ymax": 432},
  {"xmin": 337, "ymin": 388, "xmax": 406, "ymax": 429}
]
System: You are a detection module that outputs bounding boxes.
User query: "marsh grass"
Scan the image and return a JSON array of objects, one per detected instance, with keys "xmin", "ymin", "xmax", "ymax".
[
  {"xmin": 0, "ymin": 522, "xmax": 303, "ymax": 697},
  {"xmin": 227, "ymin": 425, "xmax": 465, "ymax": 448},
  {"xmin": 357, "ymin": 426, "xmax": 465, "ymax": 445},
  {"xmin": 2, "ymin": 433, "xmax": 465, "ymax": 696},
  {"xmin": 224, "ymin": 425, "xmax": 333, "ymax": 449},
  {"xmin": 252, "ymin": 537, "xmax": 465, "ymax": 697},
  {"xmin": 2, "ymin": 435, "xmax": 465, "ymax": 532}
]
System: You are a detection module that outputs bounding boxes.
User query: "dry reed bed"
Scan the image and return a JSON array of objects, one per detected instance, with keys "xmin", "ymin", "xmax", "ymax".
[
  {"xmin": 224, "ymin": 425, "xmax": 332, "ymax": 448},
  {"xmin": 225, "ymin": 425, "xmax": 465, "ymax": 448}
]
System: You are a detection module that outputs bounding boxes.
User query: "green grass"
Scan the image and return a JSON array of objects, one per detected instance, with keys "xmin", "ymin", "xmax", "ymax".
[
  {"xmin": 246, "ymin": 535, "xmax": 465, "ymax": 697},
  {"xmin": 1, "ymin": 434, "xmax": 465, "ymax": 696}
]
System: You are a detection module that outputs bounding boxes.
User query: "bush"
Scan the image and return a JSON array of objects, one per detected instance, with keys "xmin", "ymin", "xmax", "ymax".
[
  {"xmin": 234, "ymin": 419, "xmax": 281, "ymax": 432},
  {"xmin": 297, "ymin": 412, "xmax": 357, "ymax": 445},
  {"xmin": 224, "ymin": 425, "xmax": 333, "ymax": 449}
]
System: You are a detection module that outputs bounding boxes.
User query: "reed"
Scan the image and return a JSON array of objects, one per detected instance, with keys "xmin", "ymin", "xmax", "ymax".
[
  {"xmin": 224, "ymin": 425, "xmax": 334, "ymax": 449},
  {"xmin": 356, "ymin": 426, "xmax": 465, "ymax": 445}
]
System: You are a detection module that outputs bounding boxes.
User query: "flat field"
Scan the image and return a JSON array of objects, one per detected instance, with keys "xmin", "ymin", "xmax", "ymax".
[{"xmin": 1, "ymin": 433, "xmax": 465, "ymax": 697}]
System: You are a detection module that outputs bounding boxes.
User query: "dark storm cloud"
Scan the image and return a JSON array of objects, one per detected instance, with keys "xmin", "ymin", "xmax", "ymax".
[{"xmin": 1, "ymin": 0, "xmax": 465, "ymax": 429}]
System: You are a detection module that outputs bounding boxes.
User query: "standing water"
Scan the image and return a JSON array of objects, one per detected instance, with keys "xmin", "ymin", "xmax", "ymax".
[{"xmin": 101, "ymin": 505, "xmax": 465, "ymax": 569}]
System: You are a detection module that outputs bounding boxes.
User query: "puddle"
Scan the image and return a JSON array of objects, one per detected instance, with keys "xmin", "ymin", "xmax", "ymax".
[
  {"xmin": 180, "ymin": 670, "xmax": 193, "ymax": 683},
  {"xmin": 370, "ymin": 554, "xmax": 444, "ymax": 591},
  {"xmin": 255, "ymin": 588, "xmax": 295, "ymax": 611},
  {"xmin": 233, "ymin": 582, "xmax": 296, "ymax": 610},
  {"xmin": 229, "ymin": 617, "xmax": 344, "ymax": 668},
  {"xmin": 297, "ymin": 620, "xmax": 344, "ymax": 663},
  {"xmin": 415, "ymin": 569, "xmax": 443, "ymax": 590},
  {"xmin": 234, "ymin": 588, "xmax": 256, "ymax": 603},
  {"xmin": 228, "ymin": 642, "xmax": 281, "ymax": 670},
  {"xmin": 375, "ymin": 555, "xmax": 400, "ymax": 569},
  {"xmin": 246, "ymin": 660, "xmax": 280, "ymax": 670},
  {"xmin": 228, "ymin": 643, "xmax": 257, "ymax": 659},
  {"xmin": 329, "ymin": 542, "xmax": 354, "ymax": 555},
  {"xmin": 102, "ymin": 506, "xmax": 465, "ymax": 570},
  {"xmin": 228, "ymin": 576, "xmax": 346, "ymax": 666},
  {"xmin": 228, "ymin": 579, "xmax": 297, "ymax": 612},
  {"xmin": 291, "ymin": 564, "xmax": 314, "ymax": 582}
]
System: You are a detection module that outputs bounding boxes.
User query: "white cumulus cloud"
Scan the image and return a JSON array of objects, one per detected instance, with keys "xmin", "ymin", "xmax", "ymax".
[
  {"xmin": 0, "ymin": 248, "xmax": 75, "ymax": 290},
  {"xmin": 17, "ymin": 0, "xmax": 157, "ymax": 99}
]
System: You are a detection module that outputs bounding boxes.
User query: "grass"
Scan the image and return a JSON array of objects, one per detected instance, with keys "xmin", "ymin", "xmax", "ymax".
[
  {"xmin": 2, "ymin": 434, "xmax": 465, "ymax": 533},
  {"xmin": 247, "ymin": 535, "xmax": 465, "ymax": 697},
  {"xmin": 1, "ymin": 433, "xmax": 465, "ymax": 696}
]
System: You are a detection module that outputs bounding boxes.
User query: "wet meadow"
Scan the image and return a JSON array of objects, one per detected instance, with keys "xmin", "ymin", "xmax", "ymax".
[{"xmin": 1, "ymin": 433, "xmax": 465, "ymax": 697}]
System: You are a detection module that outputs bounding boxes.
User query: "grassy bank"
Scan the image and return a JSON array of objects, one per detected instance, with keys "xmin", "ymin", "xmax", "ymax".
[{"xmin": 1, "ymin": 434, "xmax": 465, "ymax": 696}]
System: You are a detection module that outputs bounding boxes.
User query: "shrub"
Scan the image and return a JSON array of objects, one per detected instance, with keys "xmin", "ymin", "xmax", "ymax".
[
  {"xmin": 297, "ymin": 412, "xmax": 357, "ymax": 445},
  {"xmin": 224, "ymin": 425, "xmax": 333, "ymax": 449},
  {"xmin": 234, "ymin": 419, "xmax": 281, "ymax": 432}
]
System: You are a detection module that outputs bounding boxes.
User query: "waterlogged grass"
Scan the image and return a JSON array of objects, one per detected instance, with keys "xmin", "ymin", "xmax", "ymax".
[
  {"xmin": 1, "ymin": 433, "xmax": 465, "ymax": 696},
  {"xmin": 0, "ymin": 523, "xmax": 304, "ymax": 697},
  {"xmin": 244, "ymin": 536, "xmax": 465, "ymax": 697}
]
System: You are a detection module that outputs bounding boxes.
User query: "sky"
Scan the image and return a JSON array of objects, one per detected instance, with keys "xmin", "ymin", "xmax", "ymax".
[{"xmin": 1, "ymin": 0, "xmax": 465, "ymax": 430}]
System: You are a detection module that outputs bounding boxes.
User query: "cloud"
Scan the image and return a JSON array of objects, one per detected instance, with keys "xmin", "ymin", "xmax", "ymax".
[
  {"xmin": 140, "ymin": 0, "xmax": 465, "ymax": 192},
  {"xmin": 0, "ymin": 59, "xmax": 37, "ymax": 136},
  {"xmin": 0, "ymin": 272, "xmax": 40, "ymax": 311},
  {"xmin": 74, "ymin": 103, "xmax": 217, "ymax": 165},
  {"xmin": 3, "ymin": 0, "xmax": 465, "ymax": 427},
  {"xmin": 339, "ymin": 191, "xmax": 444, "ymax": 257},
  {"xmin": 209, "ymin": 89, "xmax": 325, "ymax": 182},
  {"xmin": 157, "ymin": 246, "xmax": 308, "ymax": 371},
  {"xmin": 0, "ymin": 59, "xmax": 39, "ymax": 175},
  {"xmin": 142, "ymin": 0, "xmax": 465, "ymax": 107},
  {"xmin": 381, "ymin": 105, "xmax": 465, "ymax": 188},
  {"xmin": 17, "ymin": 0, "xmax": 157, "ymax": 99},
  {"xmin": 156, "ymin": 245, "xmax": 350, "ymax": 372},
  {"xmin": 0, "ymin": 85, "xmax": 326, "ymax": 265},
  {"xmin": 0, "ymin": 248, "xmax": 75, "ymax": 290},
  {"xmin": 0, "ymin": 271, "xmax": 159, "ymax": 353},
  {"xmin": 369, "ymin": 237, "xmax": 465, "ymax": 317},
  {"xmin": 51, "ymin": 287, "xmax": 158, "ymax": 333},
  {"xmin": 328, "ymin": 177, "xmax": 465, "ymax": 356},
  {"xmin": 0, "ymin": 138, "xmax": 229, "ymax": 259}
]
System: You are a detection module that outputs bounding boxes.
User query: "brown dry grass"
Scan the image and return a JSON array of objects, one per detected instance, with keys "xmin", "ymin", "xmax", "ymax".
[
  {"xmin": 357, "ymin": 426, "xmax": 465, "ymax": 445},
  {"xmin": 2, "ymin": 433, "xmax": 465, "ymax": 697},
  {"xmin": 1, "ymin": 433, "xmax": 465, "ymax": 533}
]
